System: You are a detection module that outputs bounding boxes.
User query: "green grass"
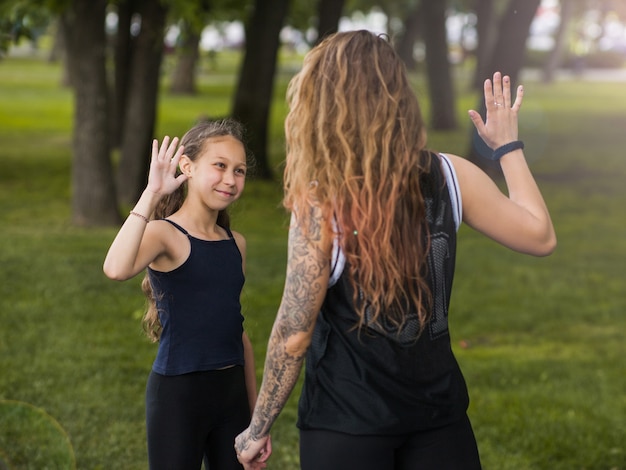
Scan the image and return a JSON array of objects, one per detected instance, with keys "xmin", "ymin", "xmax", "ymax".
[
  {"xmin": 0, "ymin": 400, "xmax": 75, "ymax": 468},
  {"xmin": 0, "ymin": 54, "xmax": 624, "ymax": 469}
]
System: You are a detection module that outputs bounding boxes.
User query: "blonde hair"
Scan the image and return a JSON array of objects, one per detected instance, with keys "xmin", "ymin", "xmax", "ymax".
[
  {"xmin": 142, "ymin": 118, "xmax": 251, "ymax": 342},
  {"xmin": 283, "ymin": 30, "xmax": 433, "ymax": 334}
]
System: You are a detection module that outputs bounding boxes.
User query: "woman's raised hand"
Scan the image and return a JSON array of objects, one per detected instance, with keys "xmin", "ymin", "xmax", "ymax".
[
  {"xmin": 145, "ymin": 136, "xmax": 189, "ymax": 196},
  {"xmin": 469, "ymin": 71, "xmax": 523, "ymax": 150}
]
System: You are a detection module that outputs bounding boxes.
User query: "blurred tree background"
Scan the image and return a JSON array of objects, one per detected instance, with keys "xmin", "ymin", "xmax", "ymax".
[
  {"xmin": 1, "ymin": 0, "xmax": 625, "ymax": 224},
  {"xmin": 0, "ymin": 0, "xmax": 622, "ymax": 224}
]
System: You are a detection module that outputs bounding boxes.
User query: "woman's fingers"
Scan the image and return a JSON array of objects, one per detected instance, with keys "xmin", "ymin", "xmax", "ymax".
[
  {"xmin": 492, "ymin": 71, "xmax": 504, "ymax": 107},
  {"xmin": 488, "ymin": 72, "xmax": 521, "ymax": 111},
  {"xmin": 486, "ymin": 72, "xmax": 517, "ymax": 109},
  {"xmin": 502, "ymin": 74, "xmax": 512, "ymax": 108},
  {"xmin": 513, "ymin": 84, "xmax": 524, "ymax": 111},
  {"xmin": 484, "ymin": 76, "xmax": 496, "ymax": 111}
]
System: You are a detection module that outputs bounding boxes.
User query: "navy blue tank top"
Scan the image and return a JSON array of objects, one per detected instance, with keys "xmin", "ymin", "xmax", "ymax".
[{"xmin": 148, "ymin": 220, "xmax": 245, "ymax": 376}]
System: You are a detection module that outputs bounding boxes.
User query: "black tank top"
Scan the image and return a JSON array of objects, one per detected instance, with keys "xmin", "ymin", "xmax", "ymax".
[
  {"xmin": 297, "ymin": 153, "xmax": 469, "ymax": 434},
  {"xmin": 148, "ymin": 220, "xmax": 245, "ymax": 376}
]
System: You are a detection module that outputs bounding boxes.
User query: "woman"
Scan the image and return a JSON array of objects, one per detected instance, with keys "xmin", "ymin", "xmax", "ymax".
[{"xmin": 235, "ymin": 30, "xmax": 556, "ymax": 470}]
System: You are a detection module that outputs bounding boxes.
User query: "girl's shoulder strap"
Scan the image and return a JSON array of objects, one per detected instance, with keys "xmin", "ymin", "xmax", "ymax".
[
  {"xmin": 220, "ymin": 225, "xmax": 235, "ymax": 239},
  {"xmin": 162, "ymin": 219, "xmax": 189, "ymax": 235}
]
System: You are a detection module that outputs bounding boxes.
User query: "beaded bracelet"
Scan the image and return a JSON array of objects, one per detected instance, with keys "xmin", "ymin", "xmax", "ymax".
[
  {"xmin": 129, "ymin": 211, "xmax": 150, "ymax": 223},
  {"xmin": 491, "ymin": 140, "xmax": 524, "ymax": 161}
]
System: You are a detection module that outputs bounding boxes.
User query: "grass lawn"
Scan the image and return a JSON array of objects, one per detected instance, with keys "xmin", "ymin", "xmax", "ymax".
[{"xmin": 0, "ymin": 51, "xmax": 624, "ymax": 469}]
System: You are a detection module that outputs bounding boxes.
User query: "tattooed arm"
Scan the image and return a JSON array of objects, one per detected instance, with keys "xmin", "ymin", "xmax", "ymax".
[{"xmin": 235, "ymin": 208, "xmax": 331, "ymax": 469}]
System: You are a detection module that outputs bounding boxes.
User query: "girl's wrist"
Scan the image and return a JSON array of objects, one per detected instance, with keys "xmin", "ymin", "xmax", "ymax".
[
  {"xmin": 140, "ymin": 188, "xmax": 163, "ymax": 205},
  {"xmin": 143, "ymin": 186, "xmax": 162, "ymax": 197},
  {"xmin": 130, "ymin": 189, "xmax": 162, "ymax": 220}
]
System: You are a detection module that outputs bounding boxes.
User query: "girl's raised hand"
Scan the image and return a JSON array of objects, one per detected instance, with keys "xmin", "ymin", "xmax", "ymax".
[
  {"xmin": 145, "ymin": 136, "xmax": 189, "ymax": 196},
  {"xmin": 468, "ymin": 71, "xmax": 523, "ymax": 150}
]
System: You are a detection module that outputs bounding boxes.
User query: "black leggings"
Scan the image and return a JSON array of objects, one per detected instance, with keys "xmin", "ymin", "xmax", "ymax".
[
  {"xmin": 146, "ymin": 367, "xmax": 249, "ymax": 470},
  {"xmin": 299, "ymin": 414, "xmax": 481, "ymax": 470}
]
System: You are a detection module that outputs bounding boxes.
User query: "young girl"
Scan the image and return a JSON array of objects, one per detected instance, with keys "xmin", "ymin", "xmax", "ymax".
[{"xmin": 104, "ymin": 118, "xmax": 269, "ymax": 469}]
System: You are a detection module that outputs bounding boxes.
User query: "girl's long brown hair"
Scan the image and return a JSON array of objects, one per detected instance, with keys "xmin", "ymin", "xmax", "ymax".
[
  {"xmin": 142, "ymin": 118, "xmax": 251, "ymax": 342},
  {"xmin": 283, "ymin": 30, "xmax": 433, "ymax": 334}
]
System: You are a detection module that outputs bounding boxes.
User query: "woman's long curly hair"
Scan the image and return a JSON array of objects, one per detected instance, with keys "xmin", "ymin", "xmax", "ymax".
[
  {"xmin": 141, "ymin": 117, "xmax": 251, "ymax": 342},
  {"xmin": 283, "ymin": 30, "xmax": 433, "ymax": 334}
]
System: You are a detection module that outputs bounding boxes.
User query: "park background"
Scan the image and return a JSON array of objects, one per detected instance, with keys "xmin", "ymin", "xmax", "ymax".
[{"xmin": 0, "ymin": 0, "xmax": 625, "ymax": 469}]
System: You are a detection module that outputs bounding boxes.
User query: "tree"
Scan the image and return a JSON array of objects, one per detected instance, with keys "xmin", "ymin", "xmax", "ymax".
[
  {"xmin": 58, "ymin": 0, "xmax": 169, "ymax": 223},
  {"xmin": 395, "ymin": 2, "xmax": 422, "ymax": 71},
  {"xmin": 471, "ymin": 0, "xmax": 496, "ymax": 89},
  {"xmin": 231, "ymin": 0, "xmax": 290, "ymax": 180},
  {"xmin": 487, "ymin": 0, "xmax": 542, "ymax": 87},
  {"xmin": 0, "ymin": 1, "xmax": 52, "ymax": 57},
  {"xmin": 168, "ymin": 20, "xmax": 202, "ymax": 94},
  {"xmin": 115, "ymin": 0, "xmax": 168, "ymax": 206},
  {"xmin": 542, "ymin": 0, "xmax": 577, "ymax": 83},
  {"xmin": 313, "ymin": 0, "xmax": 346, "ymax": 45},
  {"xmin": 61, "ymin": 0, "xmax": 120, "ymax": 225},
  {"xmin": 110, "ymin": 0, "xmax": 134, "ymax": 148},
  {"xmin": 421, "ymin": 0, "xmax": 457, "ymax": 130},
  {"xmin": 168, "ymin": 0, "xmax": 213, "ymax": 95}
]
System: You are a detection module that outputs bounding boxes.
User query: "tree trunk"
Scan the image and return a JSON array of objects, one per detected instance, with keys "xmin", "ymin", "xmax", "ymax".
[
  {"xmin": 395, "ymin": 3, "xmax": 422, "ymax": 71},
  {"xmin": 169, "ymin": 22, "xmax": 201, "ymax": 95},
  {"xmin": 468, "ymin": 0, "xmax": 541, "ymax": 176},
  {"xmin": 48, "ymin": 18, "xmax": 71, "ymax": 87},
  {"xmin": 313, "ymin": 0, "xmax": 346, "ymax": 46},
  {"xmin": 48, "ymin": 18, "xmax": 64, "ymax": 63},
  {"xmin": 111, "ymin": 0, "xmax": 135, "ymax": 149},
  {"xmin": 62, "ymin": 0, "xmax": 120, "ymax": 226},
  {"xmin": 471, "ymin": 0, "xmax": 495, "ymax": 89},
  {"xmin": 542, "ymin": 0, "xmax": 575, "ymax": 83},
  {"xmin": 116, "ymin": 0, "xmax": 168, "ymax": 206},
  {"xmin": 232, "ymin": 0, "xmax": 290, "ymax": 180},
  {"xmin": 486, "ymin": 0, "xmax": 542, "ymax": 90},
  {"xmin": 422, "ymin": 0, "xmax": 457, "ymax": 130}
]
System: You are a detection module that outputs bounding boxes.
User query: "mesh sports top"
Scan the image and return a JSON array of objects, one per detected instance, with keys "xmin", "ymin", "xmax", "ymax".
[
  {"xmin": 148, "ymin": 220, "xmax": 245, "ymax": 376},
  {"xmin": 297, "ymin": 152, "xmax": 468, "ymax": 434}
]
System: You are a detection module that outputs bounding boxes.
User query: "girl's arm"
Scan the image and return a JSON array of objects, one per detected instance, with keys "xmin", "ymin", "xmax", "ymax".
[
  {"xmin": 454, "ymin": 72, "xmax": 556, "ymax": 256},
  {"xmin": 233, "ymin": 230, "xmax": 257, "ymax": 411},
  {"xmin": 235, "ymin": 207, "xmax": 331, "ymax": 468},
  {"xmin": 103, "ymin": 137, "xmax": 188, "ymax": 280},
  {"xmin": 242, "ymin": 332, "xmax": 258, "ymax": 413},
  {"xmin": 102, "ymin": 190, "xmax": 167, "ymax": 280}
]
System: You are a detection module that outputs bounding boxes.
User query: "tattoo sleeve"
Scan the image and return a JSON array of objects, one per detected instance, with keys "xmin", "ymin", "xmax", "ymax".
[{"xmin": 248, "ymin": 207, "xmax": 329, "ymax": 440}]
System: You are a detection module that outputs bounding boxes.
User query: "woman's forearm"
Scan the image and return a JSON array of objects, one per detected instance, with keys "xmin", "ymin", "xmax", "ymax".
[
  {"xmin": 500, "ymin": 150, "xmax": 557, "ymax": 252},
  {"xmin": 247, "ymin": 322, "xmax": 308, "ymax": 439}
]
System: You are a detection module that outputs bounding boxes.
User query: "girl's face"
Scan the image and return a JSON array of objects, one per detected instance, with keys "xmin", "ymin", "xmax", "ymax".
[{"xmin": 186, "ymin": 135, "xmax": 247, "ymax": 210}]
